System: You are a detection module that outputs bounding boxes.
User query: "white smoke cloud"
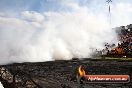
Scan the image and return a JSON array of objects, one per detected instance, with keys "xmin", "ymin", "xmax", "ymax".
[
  {"xmin": 111, "ymin": 2, "xmax": 132, "ymax": 27},
  {"xmin": 0, "ymin": 82, "xmax": 4, "ymax": 88},
  {"xmin": 0, "ymin": 1, "xmax": 118, "ymax": 64}
]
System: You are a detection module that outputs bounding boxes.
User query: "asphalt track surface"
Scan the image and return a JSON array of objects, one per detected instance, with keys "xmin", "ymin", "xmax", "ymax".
[{"xmin": 0, "ymin": 59, "xmax": 132, "ymax": 88}]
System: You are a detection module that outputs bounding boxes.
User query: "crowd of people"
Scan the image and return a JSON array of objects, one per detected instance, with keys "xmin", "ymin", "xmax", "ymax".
[{"xmin": 101, "ymin": 24, "xmax": 132, "ymax": 56}]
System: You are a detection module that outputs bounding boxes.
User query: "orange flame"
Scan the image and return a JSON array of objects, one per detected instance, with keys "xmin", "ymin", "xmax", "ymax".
[{"xmin": 78, "ymin": 65, "xmax": 86, "ymax": 76}]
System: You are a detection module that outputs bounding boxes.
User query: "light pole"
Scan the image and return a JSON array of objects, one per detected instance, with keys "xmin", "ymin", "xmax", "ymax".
[{"xmin": 106, "ymin": 0, "xmax": 112, "ymax": 25}]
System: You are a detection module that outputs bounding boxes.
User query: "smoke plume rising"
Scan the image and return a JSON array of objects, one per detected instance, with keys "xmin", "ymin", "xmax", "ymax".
[{"xmin": 0, "ymin": 1, "xmax": 118, "ymax": 64}]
